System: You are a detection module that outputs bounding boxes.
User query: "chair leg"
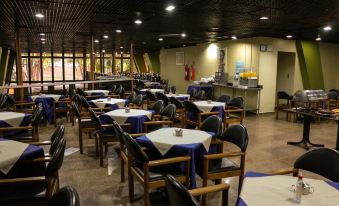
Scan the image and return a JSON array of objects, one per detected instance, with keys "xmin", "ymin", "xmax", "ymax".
[
  {"xmin": 221, "ymin": 188, "xmax": 229, "ymax": 206},
  {"xmin": 144, "ymin": 185, "xmax": 150, "ymax": 206},
  {"xmin": 128, "ymin": 172, "xmax": 134, "ymax": 202},
  {"xmin": 99, "ymin": 137, "xmax": 104, "ymax": 167},
  {"xmin": 202, "ymin": 178, "xmax": 208, "ymax": 206},
  {"xmin": 79, "ymin": 129, "xmax": 83, "ymax": 154},
  {"xmin": 238, "ymin": 175, "xmax": 244, "ymax": 195},
  {"xmin": 120, "ymin": 156, "xmax": 125, "ymax": 182},
  {"xmin": 104, "ymin": 143, "xmax": 108, "ymax": 153}
]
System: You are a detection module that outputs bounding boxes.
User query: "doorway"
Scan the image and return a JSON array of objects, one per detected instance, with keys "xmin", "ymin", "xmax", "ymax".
[{"xmin": 276, "ymin": 52, "xmax": 296, "ymax": 95}]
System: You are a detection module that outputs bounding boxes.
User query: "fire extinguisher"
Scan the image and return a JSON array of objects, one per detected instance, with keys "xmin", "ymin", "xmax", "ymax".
[
  {"xmin": 184, "ymin": 64, "xmax": 190, "ymax": 81},
  {"xmin": 191, "ymin": 64, "xmax": 195, "ymax": 81}
]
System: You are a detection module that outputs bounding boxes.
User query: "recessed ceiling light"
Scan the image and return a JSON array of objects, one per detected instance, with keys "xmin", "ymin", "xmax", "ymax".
[
  {"xmin": 134, "ymin": 19, "xmax": 142, "ymax": 24},
  {"xmin": 116, "ymin": 29, "xmax": 122, "ymax": 33},
  {"xmin": 41, "ymin": 38, "xmax": 46, "ymax": 41},
  {"xmin": 316, "ymin": 34, "xmax": 321, "ymax": 41},
  {"xmin": 181, "ymin": 33, "xmax": 186, "ymax": 38},
  {"xmin": 142, "ymin": 41, "xmax": 146, "ymax": 45},
  {"xmin": 165, "ymin": 5, "xmax": 175, "ymax": 11},
  {"xmin": 103, "ymin": 35, "xmax": 109, "ymax": 39},
  {"xmin": 42, "ymin": 42, "xmax": 46, "ymax": 44},
  {"xmin": 94, "ymin": 39, "xmax": 99, "ymax": 43},
  {"xmin": 286, "ymin": 35, "xmax": 293, "ymax": 38},
  {"xmin": 158, "ymin": 38, "xmax": 163, "ymax": 41},
  {"xmin": 260, "ymin": 16, "xmax": 269, "ymax": 20},
  {"xmin": 35, "ymin": 13, "xmax": 44, "ymax": 18},
  {"xmin": 102, "ymin": 49, "xmax": 106, "ymax": 53},
  {"xmin": 120, "ymin": 51, "xmax": 123, "ymax": 54},
  {"xmin": 323, "ymin": 26, "xmax": 332, "ymax": 31},
  {"xmin": 40, "ymin": 33, "xmax": 45, "ymax": 36},
  {"xmin": 120, "ymin": 46, "xmax": 123, "ymax": 49},
  {"xmin": 231, "ymin": 35, "xmax": 237, "ymax": 40}
]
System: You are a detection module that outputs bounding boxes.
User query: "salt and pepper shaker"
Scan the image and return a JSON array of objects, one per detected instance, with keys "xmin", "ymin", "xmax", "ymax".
[{"xmin": 294, "ymin": 171, "xmax": 303, "ymax": 204}]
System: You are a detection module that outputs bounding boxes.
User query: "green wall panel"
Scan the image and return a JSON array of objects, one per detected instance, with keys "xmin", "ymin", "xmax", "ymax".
[
  {"xmin": 148, "ymin": 51, "xmax": 160, "ymax": 73},
  {"xmin": 134, "ymin": 54, "xmax": 147, "ymax": 73},
  {"xmin": 295, "ymin": 40, "xmax": 324, "ymax": 90}
]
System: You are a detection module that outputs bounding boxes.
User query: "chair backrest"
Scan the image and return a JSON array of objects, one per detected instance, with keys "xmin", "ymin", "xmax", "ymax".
[
  {"xmin": 165, "ymin": 175, "xmax": 199, "ymax": 206},
  {"xmin": 79, "ymin": 96, "xmax": 91, "ymax": 108},
  {"xmin": 0, "ymin": 94, "xmax": 8, "ymax": 108},
  {"xmin": 161, "ymin": 104, "xmax": 176, "ymax": 119},
  {"xmin": 71, "ymin": 102, "xmax": 81, "ymax": 118},
  {"xmin": 200, "ymin": 115, "xmax": 222, "ymax": 137},
  {"xmin": 112, "ymin": 120, "xmax": 125, "ymax": 144},
  {"xmin": 183, "ymin": 101, "xmax": 201, "ymax": 114},
  {"xmin": 189, "ymin": 88, "xmax": 197, "ymax": 97},
  {"xmin": 111, "ymin": 85, "xmax": 117, "ymax": 93},
  {"xmin": 115, "ymin": 85, "xmax": 125, "ymax": 95},
  {"xmin": 132, "ymin": 94, "xmax": 144, "ymax": 106},
  {"xmin": 31, "ymin": 106, "xmax": 44, "ymax": 126},
  {"xmin": 45, "ymin": 138, "xmax": 66, "ymax": 178},
  {"xmin": 277, "ymin": 91, "xmax": 292, "ymax": 100},
  {"xmin": 164, "ymin": 84, "xmax": 171, "ymax": 94},
  {"xmin": 227, "ymin": 96, "xmax": 244, "ymax": 108},
  {"xmin": 327, "ymin": 91, "xmax": 338, "ymax": 100},
  {"xmin": 145, "ymin": 90, "xmax": 157, "ymax": 101},
  {"xmin": 294, "ymin": 148, "xmax": 339, "ymax": 182},
  {"xmin": 169, "ymin": 96, "xmax": 184, "ymax": 109},
  {"xmin": 48, "ymin": 186, "xmax": 80, "ymax": 206},
  {"xmin": 170, "ymin": 86, "xmax": 176, "ymax": 94},
  {"xmin": 152, "ymin": 100, "xmax": 164, "ymax": 114},
  {"xmin": 133, "ymin": 88, "xmax": 142, "ymax": 96},
  {"xmin": 217, "ymin": 94, "xmax": 231, "ymax": 104},
  {"xmin": 50, "ymin": 125, "xmax": 65, "ymax": 155},
  {"xmin": 122, "ymin": 132, "xmax": 149, "ymax": 163},
  {"xmin": 5, "ymin": 94, "xmax": 15, "ymax": 106},
  {"xmin": 194, "ymin": 90, "xmax": 205, "ymax": 99},
  {"xmin": 87, "ymin": 107, "xmax": 102, "ymax": 127},
  {"xmin": 156, "ymin": 92, "xmax": 169, "ymax": 106},
  {"xmin": 127, "ymin": 91, "xmax": 136, "ymax": 102},
  {"xmin": 76, "ymin": 88, "xmax": 86, "ymax": 96},
  {"xmin": 220, "ymin": 124, "xmax": 249, "ymax": 152}
]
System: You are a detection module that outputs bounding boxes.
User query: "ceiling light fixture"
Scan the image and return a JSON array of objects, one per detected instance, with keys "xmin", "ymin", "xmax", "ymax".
[
  {"xmin": 103, "ymin": 35, "xmax": 109, "ymax": 39},
  {"xmin": 286, "ymin": 35, "xmax": 293, "ymax": 38},
  {"xmin": 94, "ymin": 39, "xmax": 99, "ymax": 43},
  {"xmin": 41, "ymin": 38, "xmax": 46, "ymax": 41},
  {"xmin": 260, "ymin": 16, "xmax": 269, "ymax": 20},
  {"xmin": 102, "ymin": 49, "xmax": 106, "ymax": 53},
  {"xmin": 231, "ymin": 35, "xmax": 237, "ymax": 40},
  {"xmin": 181, "ymin": 33, "xmax": 186, "ymax": 38},
  {"xmin": 35, "ymin": 13, "xmax": 44, "ymax": 18},
  {"xmin": 316, "ymin": 34, "xmax": 321, "ymax": 41},
  {"xmin": 165, "ymin": 5, "xmax": 175, "ymax": 11},
  {"xmin": 158, "ymin": 38, "xmax": 164, "ymax": 41},
  {"xmin": 120, "ymin": 46, "xmax": 123, "ymax": 49},
  {"xmin": 134, "ymin": 19, "xmax": 142, "ymax": 24},
  {"xmin": 42, "ymin": 42, "xmax": 46, "ymax": 44},
  {"xmin": 40, "ymin": 33, "xmax": 45, "ymax": 36},
  {"xmin": 323, "ymin": 26, "xmax": 332, "ymax": 31},
  {"xmin": 116, "ymin": 29, "xmax": 122, "ymax": 33}
]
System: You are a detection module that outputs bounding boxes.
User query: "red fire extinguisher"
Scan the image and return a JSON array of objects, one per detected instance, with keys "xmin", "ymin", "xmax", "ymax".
[
  {"xmin": 184, "ymin": 64, "xmax": 190, "ymax": 81},
  {"xmin": 191, "ymin": 64, "xmax": 195, "ymax": 81}
]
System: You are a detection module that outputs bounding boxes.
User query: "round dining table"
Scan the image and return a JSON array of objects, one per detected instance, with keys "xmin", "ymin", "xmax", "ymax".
[
  {"xmin": 28, "ymin": 94, "xmax": 64, "ymax": 123},
  {"xmin": 166, "ymin": 93, "xmax": 190, "ymax": 101},
  {"xmin": 84, "ymin": 90, "xmax": 110, "ymax": 97},
  {"xmin": 140, "ymin": 89, "xmax": 164, "ymax": 95},
  {"xmin": 89, "ymin": 98, "xmax": 126, "ymax": 110},
  {"xmin": 0, "ymin": 111, "xmax": 32, "ymax": 138}
]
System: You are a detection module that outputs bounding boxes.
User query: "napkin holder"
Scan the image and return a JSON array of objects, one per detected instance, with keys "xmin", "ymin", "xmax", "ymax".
[
  {"xmin": 174, "ymin": 129, "xmax": 183, "ymax": 137},
  {"xmin": 207, "ymin": 100, "xmax": 212, "ymax": 104},
  {"xmin": 125, "ymin": 107, "xmax": 130, "ymax": 113},
  {"xmin": 107, "ymin": 97, "xmax": 111, "ymax": 101}
]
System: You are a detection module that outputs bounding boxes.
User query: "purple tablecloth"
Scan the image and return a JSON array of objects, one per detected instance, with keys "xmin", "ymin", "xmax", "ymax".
[
  {"xmin": 187, "ymin": 85, "xmax": 213, "ymax": 97},
  {"xmin": 136, "ymin": 132, "xmax": 216, "ymax": 188},
  {"xmin": 99, "ymin": 113, "xmax": 151, "ymax": 133},
  {"xmin": 237, "ymin": 172, "xmax": 339, "ymax": 206},
  {"xmin": 0, "ymin": 113, "xmax": 32, "ymax": 138},
  {"xmin": 27, "ymin": 95, "xmax": 64, "ymax": 123},
  {"xmin": 187, "ymin": 105, "xmax": 224, "ymax": 128}
]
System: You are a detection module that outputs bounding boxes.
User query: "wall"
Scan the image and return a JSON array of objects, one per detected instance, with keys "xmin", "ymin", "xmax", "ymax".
[
  {"xmin": 159, "ymin": 37, "xmax": 339, "ymax": 113},
  {"xmin": 276, "ymin": 52, "xmax": 296, "ymax": 94}
]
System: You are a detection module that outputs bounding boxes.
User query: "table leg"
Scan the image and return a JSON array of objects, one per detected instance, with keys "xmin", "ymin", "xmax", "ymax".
[
  {"xmin": 287, "ymin": 115, "xmax": 324, "ymax": 150},
  {"xmin": 336, "ymin": 121, "xmax": 339, "ymax": 151}
]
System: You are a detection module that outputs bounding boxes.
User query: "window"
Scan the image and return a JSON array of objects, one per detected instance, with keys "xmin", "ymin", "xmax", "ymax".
[
  {"xmin": 64, "ymin": 58, "xmax": 74, "ymax": 80},
  {"xmin": 115, "ymin": 59, "xmax": 121, "ymax": 72},
  {"xmin": 122, "ymin": 59, "xmax": 130, "ymax": 72},
  {"xmin": 75, "ymin": 58, "xmax": 84, "ymax": 80},
  {"xmin": 104, "ymin": 58, "xmax": 112, "ymax": 74},
  {"xmin": 11, "ymin": 63, "xmax": 17, "ymax": 82},
  {"xmin": 30, "ymin": 58, "xmax": 41, "ymax": 81},
  {"xmin": 42, "ymin": 57, "xmax": 52, "ymax": 81},
  {"xmin": 54, "ymin": 58, "xmax": 63, "ymax": 81},
  {"xmin": 22, "ymin": 58, "xmax": 29, "ymax": 81}
]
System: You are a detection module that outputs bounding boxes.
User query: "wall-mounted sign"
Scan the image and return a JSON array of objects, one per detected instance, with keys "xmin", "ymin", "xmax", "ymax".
[{"xmin": 176, "ymin": 52, "xmax": 185, "ymax": 65}]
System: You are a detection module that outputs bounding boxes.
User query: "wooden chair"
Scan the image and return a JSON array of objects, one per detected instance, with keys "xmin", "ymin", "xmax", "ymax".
[
  {"xmin": 197, "ymin": 124, "xmax": 249, "ymax": 206},
  {"xmin": 165, "ymin": 174, "xmax": 229, "ymax": 206},
  {"xmin": 53, "ymin": 98, "xmax": 72, "ymax": 127},
  {"xmin": 48, "ymin": 186, "xmax": 80, "ymax": 206},
  {"xmin": 169, "ymin": 96, "xmax": 186, "ymax": 127},
  {"xmin": 143, "ymin": 104, "xmax": 175, "ymax": 133},
  {"xmin": 224, "ymin": 97, "xmax": 244, "ymax": 128},
  {"xmin": 0, "ymin": 139, "xmax": 66, "ymax": 203},
  {"xmin": 183, "ymin": 101, "xmax": 219, "ymax": 128},
  {"xmin": 145, "ymin": 90, "xmax": 157, "ymax": 108},
  {"xmin": 156, "ymin": 92, "xmax": 170, "ymax": 106},
  {"xmin": 123, "ymin": 132, "xmax": 190, "ymax": 206},
  {"xmin": 327, "ymin": 91, "xmax": 339, "ymax": 110},
  {"xmin": 128, "ymin": 94, "xmax": 144, "ymax": 109},
  {"xmin": 275, "ymin": 91, "xmax": 293, "ymax": 120}
]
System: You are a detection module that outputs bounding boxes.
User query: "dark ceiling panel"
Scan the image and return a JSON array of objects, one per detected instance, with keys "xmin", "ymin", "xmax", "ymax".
[{"xmin": 1, "ymin": 0, "xmax": 339, "ymax": 53}]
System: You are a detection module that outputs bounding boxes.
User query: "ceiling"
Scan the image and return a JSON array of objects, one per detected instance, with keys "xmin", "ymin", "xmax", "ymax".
[{"xmin": 1, "ymin": 0, "xmax": 339, "ymax": 53}]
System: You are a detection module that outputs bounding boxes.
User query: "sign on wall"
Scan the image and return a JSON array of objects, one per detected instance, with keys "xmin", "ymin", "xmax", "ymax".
[
  {"xmin": 176, "ymin": 52, "xmax": 185, "ymax": 65},
  {"xmin": 217, "ymin": 47, "xmax": 227, "ymax": 73}
]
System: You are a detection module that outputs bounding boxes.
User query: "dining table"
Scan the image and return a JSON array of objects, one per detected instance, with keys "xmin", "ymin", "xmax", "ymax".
[
  {"xmin": 0, "ymin": 111, "xmax": 32, "ymax": 138},
  {"xmin": 89, "ymin": 98, "xmax": 126, "ymax": 110},
  {"xmin": 166, "ymin": 93, "xmax": 190, "ymax": 101},
  {"xmin": 27, "ymin": 94, "xmax": 64, "ymax": 123},
  {"xmin": 100, "ymin": 109, "xmax": 152, "ymax": 133},
  {"xmin": 194, "ymin": 100, "xmax": 225, "ymax": 118},
  {"xmin": 84, "ymin": 90, "xmax": 110, "ymax": 97},
  {"xmin": 237, "ymin": 172, "xmax": 339, "ymax": 206},
  {"xmin": 136, "ymin": 127, "xmax": 215, "ymax": 188},
  {"xmin": 140, "ymin": 88, "xmax": 164, "ymax": 95}
]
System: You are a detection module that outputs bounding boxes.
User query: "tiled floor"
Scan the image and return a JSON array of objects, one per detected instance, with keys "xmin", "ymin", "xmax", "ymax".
[{"xmin": 38, "ymin": 113, "xmax": 337, "ymax": 206}]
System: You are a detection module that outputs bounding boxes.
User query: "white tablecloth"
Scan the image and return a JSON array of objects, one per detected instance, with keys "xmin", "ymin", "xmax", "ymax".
[
  {"xmin": 90, "ymin": 98, "xmax": 126, "ymax": 109},
  {"xmin": 0, "ymin": 112, "xmax": 28, "ymax": 127},
  {"xmin": 240, "ymin": 175, "xmax": 339, "ymax": 206},
  {"xmin": 145, "ymin": 127, "xmax": 212, "ymax": 155},
  {"xmin": 103, "ymin": 109, "xmax": 152, "ymax": 124},
  {"xmin": 166, "ymin": 94, "xmax": 190, "ymax": 100},
  {"xmin": 30, "ymin": 94, "xmax": 61, "ymax": 101},
  {"xmin": 144, "ymin": 82, "xmax": 160, "ymax": 87},
  {"xmin": 84, "ymin": 90, "xmax": 110, "ymax": 96},
  {"xmin": 194, "ymin": 101, "xmax": 225, "ymax": 113},
  {"xmin": 0, "ymin": 140, "xmax": 29, "ymax": 174},
  {"xmin": 141, "ymin": 89, "xmax": 164, "ymax": 94}
]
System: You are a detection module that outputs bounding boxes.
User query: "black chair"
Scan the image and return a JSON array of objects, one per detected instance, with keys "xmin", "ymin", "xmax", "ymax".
[
  {"xmin": 133, "ymin": 88, "xmax": 143, "ymax": 96},
  {"xmin": 156, "ymin": 92, "xmax": 170, "ymax": 106},
  {"xmin": 200, "ymin": 115, "xmax": 222, "ymax": 141},
  {"xmin": 123, "ymin": 132, "xmax": 190, "ymax": 206},
  {"xmin": 183, "ymin": 101, "xmax": 219, "ymax": 128},
  {"xmin": 0, "ymin": 138, "xmax": 66, "ymax": 202},
  {"xmin": 197, "ymin": 124, "xmax": 249, "ymax": 205},
  {"xmin": 115, "ymin": 85, "xmax": 125, "ymax": 98},
  {"xmin": 165, "ymin": 175, "xmax": 229, "ymax": 206},
  {"xmin": 169, "ymin": 96, "xmax": 185, "ymax": 127},
  {"xmin": 193, "ymin": 90, "xmax": 205, "ymax": 100},
  {"xmin": 327, "ymin": 91, "xmax": 339, "ymax": 109},
  {"xmin": 170, "ymin": 86, "xmax": 176, "ymax": 94},
  {"xmin": 224, "ymin": 97, "xmax": 244, "ymax": 128},
  {"xmin": 144, "ymin": 104, "xmax": 175, "ymax": 133},
  {"xmin": 275, "ymin": 91, "xmax": 293, "ymax": 120},
  {"xmin": 145, "ymin": 90, "xmax": 157, "ymax": 108},
  {"xmin": 129, "ymin": 94, "xmax": 144, "ymax": 109},
  {"xmin": 49, "ymin": 186, "xmax": 80, "ymax": 206},
  {"xmin": 217, "ymin": 95, "xmax": 231, "ymax": 104},
  {"xmin": 150, "ymin": 100, "xmax": 164, "ymax": 116},
  {"xmin": 76, "ymin": 88, "xmax": 86, "ymax": 96}
]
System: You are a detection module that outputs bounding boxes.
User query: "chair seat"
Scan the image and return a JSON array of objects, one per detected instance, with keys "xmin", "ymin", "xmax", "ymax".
[
  {"xmin": 196, "ymin": 158, "xmax": 240, "ymax": 176},
  {"xmin": 81, "ymin": 120, "xmax": 96, "ymax": 128},
  {"xmin": 134, "ymin": 163, "xmax": 184, "ymax": 181},
  {"xmin": 10, "ymin": 132, "xmax": 33, "ymax": 141}
]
